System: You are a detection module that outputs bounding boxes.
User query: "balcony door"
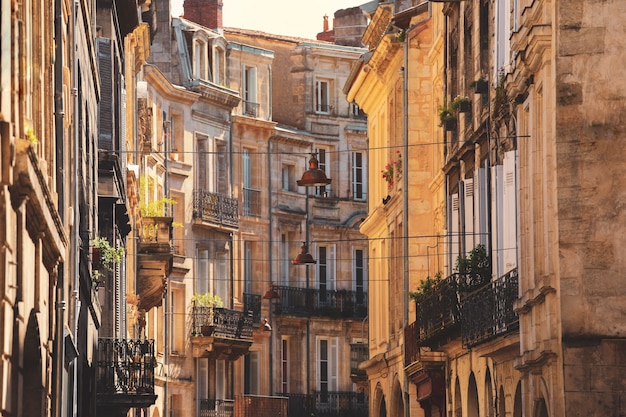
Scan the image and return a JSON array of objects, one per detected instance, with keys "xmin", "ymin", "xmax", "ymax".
[{"xmin": 317, "ymin": 337, "xmax": 338, "ymax": 404}]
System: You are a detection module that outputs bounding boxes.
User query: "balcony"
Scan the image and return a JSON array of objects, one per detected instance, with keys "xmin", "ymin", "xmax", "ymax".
[
  {"xmin": 96, "ymin": 338, "xmax": 157, "ymax": 416},
  {"xmin": 191, "ymin": 307, "xmax": 254, "ymax": 359},
  {"xmin": 193, "ymin": 190, "xmax": 239, "ymax": 230},
  {"xmin": 350, "ymin": 342, "xmax": 368, "ymax": 383},
  {"xmin": 272, "ymin": 286, "xmax": 367, "ymax": 319},
  {"xmin": 199, "ymin": 396, "xmax": 288, "ymax": 417},
  {"xmin": 461, "ymin": 268, "xmax": 519, "ymax": 348},
  {"xmin": 243, "ymin": 188, "xmax": 262, "ymax": 217},
  {"xmin": 280, "ymin": 391, "xmax": 368, "ymax": 417},
  {"xmin": 243, "ymin": 292, "xmax": 262, "ymax": 325},
  {"xmin": 137, "ymin": 216, "xmax": 173, "ymax": 312},
  {"xmin": 414, "ymin": 274, "xmax": 461, "ymax": 348}
]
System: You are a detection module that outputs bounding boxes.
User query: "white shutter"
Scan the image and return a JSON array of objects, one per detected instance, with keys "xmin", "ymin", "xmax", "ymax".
[
  {"xmin": 197, "ymin": 249, "xmax": 209, "ymax": 294},
  {"xmin": 477, "ymin": 166, "xmax": 489, "ymax": 247},
  {"xmin": 491, "ymin": 165, "xmax": 504, "ymax": 277},
  {"xmin": 329, "ymin": 245, "xmax": 336, "ymax": 291},
  {"xmin": 503, "ymin": 151, "xmax": 518, "ymax": 272},
  {"xmin": 216, "ymin": 360, "xmax": 226, "ymax": 400},
  {"xmin": 197, "ymin": 358, "xmax": 208, "ymax": 401},
  {"xmin": 329, "ymin": 338, "xmax": 338, "ymax": 391},
  {"xmin": 216, "ymin": 253, "xmax": 228, "ymax": 302},
  {"xmin": 463, "ymin": 178, "xmax": 475, "ymax": 252},
  {"xmin": 449, "ymin": 193, "xmax": 460, "ymax": 271}
]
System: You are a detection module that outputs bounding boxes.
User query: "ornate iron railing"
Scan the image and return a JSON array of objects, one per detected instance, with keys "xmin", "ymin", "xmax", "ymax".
[
  {"xmin": 243, "ymin": 292, "xmax": 262, "ymax": 325},
  {"xmin": 272, "ymin": 286, "xmax": 367, "ymax": 319},
  {"xmin": 461, "ymin": 268, "xmax": 519, "ymax": 348},
  {"xmin": 96, "ymin": 338, "xmax": 155, "ymax": 395},
  {"xmin": 279, "ymin": 392, "xmax": 368, "ymax": 417},
  {"xmin": 199, "ymin": 398, "xmax": 234, "ymax": 417},
  {"xmin": 193, "ymin": 190, "xmax": 239, "ymax": 228},
  {"xmin": 191, "ymin": 306, "xmax": 254, "ymax": 339},
  {"xmin": 415, "ymin": 274, "xmax": 461, "ymax": 347},
  {"xmin": 234, "ymin": 395, "xmax": 288, "ymax": 417},
  {"xmin": 243, "ymin": 188, "xmax": 262, "ymax": 217}
]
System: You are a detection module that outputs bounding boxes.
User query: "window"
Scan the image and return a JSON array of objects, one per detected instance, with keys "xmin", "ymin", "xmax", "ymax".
[
  {"xmin": 317, "ymin": 245, "xmax": 336, "ymax": 303},
  {"xmin": 243, "ymin": 149, "xmax": 261, "ymax": 216},
  {"xmin": 213, "ymin": 46, "xmax": 225, "ymax": 85},
  {"xmin": 194, "ymin": 38, "xmax": 208, "ymax": 80},
  {"xmin": 354, "ymin": 248, "xmax": 366, "ymax": 305},
  {"xmin": 216, "ymin": 252, "xmax": 229, "ymax": 302},
  {"xmin": 352, "ymin": 152, "xmax": 366, "ymax": 200},
  {"xmin": 315, "ymin": 149, "xmax": 330, "ymax": 197},
  {"xmin": 281, "ymin": 234, "xmax": 291, "ymax": 285},
  {"xmin": 244, "ymin": 352, "xmax": 260, "ymax": 394},
  {"xmin": 197, "ymin": 248, "xmax": 209, "ymax": 294},
  {"xmin": 317, "ymin": 337, "xmax": 338, "ymax": 402},
  {"xmin": 172, "ymin": 192, "xmax": 184, "ymax": 256},
  {"xmin": 216, "ymin": 142, "xmax": 228, "ymax": 194},
  {"xmin": 197, "ymin": 358, "xmax": 208, "ymax": 403},
  {"xmin": 171, "ymin": 111, "xmax": 184, "ymax": 161},
  {"xmin": 282, "ymin": 164, "xmax": 295, "ymax": 191},
  {"xmin": 315, "ymin": 79, "xmax": 331, "ymax": 114},
  {"xmin": 244, "ymin": 241, "xmax": 252, "ymax": 294},
  {"xmin": 281, "ymin": 338, "xmax": 289, "ymax": 393},
  {"xmin": 170, "ymin": 287, "xmax": 184, "ymax": 354},
  {"xmin": 196, "ymin": 135, "xmax": 210, "ymax": 190},
  {"xmin": 243, "ymin": 66, "xmax": 258, "ymax": 117}
]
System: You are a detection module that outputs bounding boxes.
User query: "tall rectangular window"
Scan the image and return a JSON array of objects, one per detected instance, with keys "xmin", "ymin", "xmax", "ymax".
[
  {"xmin": 216, "ymin": 252, "xmax": 228, "ymax": 302},
  {"xmin": 315, "ymin": 79, "xmax": 330, "ymax": 113},
  {"xmin": 316, "ymin": 149, "xmax": 330, "ymax": 197},
  {"xmin": 196, "ymin": 135, "xmax": 209, "ymax": 190},
  {"xmin": 354, "ymin": 249, "xmax": 365, "ymax": 304},
  {"xmin": 243, "ymin": 66, "xmax": 258, "ymax": 116},
  {"xmin": 352, "ymin": 152, "xmax": 365, "ymax": 200},
  {"xmin": 197, "ymin": 358, "xmax": 208, "ymax": 402},
  {"xmin": 281, "ymin": 234, "xmax": 290, "ymax": 285},
  {"xmin": 317, "ymin": 245, "xmax": 336, "ymax": 302},
  {"xmin": 244, "ymin": 241, "xmax": 252, "ymax": 294},
  {"xmin": 244, "ymin": 352, "xmax": 260, "ymax": 394},
  {"xmin": 317, "ymin": 338, "xmax": 338, "ymax": 402},
  {"xmin": 281, "ymin": 338, "xmax": 289, "ymax": 393},
  {"xmin": 243, "ymin": 148, "xmax": 261, "ymax": 216},
  {"xmin": 216, "ymin": 142, "xmax": 228, "ymax": 195},
  {"xmin": 170, "ymin": 287, "xmax": 184, "ymax": 354},
  {"xmin": 196, "ymin": 249, "xmax": 209, "ymax": 294}
]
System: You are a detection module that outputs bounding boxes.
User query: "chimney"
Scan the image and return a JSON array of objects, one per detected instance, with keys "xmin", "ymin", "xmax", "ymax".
[
  {"xmin": 183, "ymin": 0, "xmax": 223, "ymax": 30},
  {"xmin": 323, "ymin": 15, "xmax": 329, "ymax": 32}
]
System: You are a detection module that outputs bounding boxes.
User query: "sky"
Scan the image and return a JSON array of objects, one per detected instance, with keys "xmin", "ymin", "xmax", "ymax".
[{"xmin": 171, "ymin": 0, "xmax": 366, "ymax": 40}]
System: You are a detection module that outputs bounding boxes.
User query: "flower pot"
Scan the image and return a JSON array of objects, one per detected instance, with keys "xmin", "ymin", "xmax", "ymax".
[
  {"xmin": 201, "ymin": 325, "xmax": 214, "ymax": 336},
  {"xmin": 444, "ymin": 118, "xmax": 457, "ymax": 131},
  {"xmin": 473, "ymin": 79, "xmax": 488, "ymax": 95},
  {"xmin": 458, "ymin": 100, "xmax": 471, "ymax": 113}
]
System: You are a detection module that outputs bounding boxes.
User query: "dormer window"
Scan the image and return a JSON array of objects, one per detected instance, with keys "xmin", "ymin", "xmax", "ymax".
[
  {"xmin": 213, "ymin": 46, "xmax": 225, "ymax": 85},
  {"xmin": 193, "ymin": 38, "xmax": 209, "ymax": 80},
  {"xmin": 243, "ymin": 65, "xmax": 258, "ymax": 117}
]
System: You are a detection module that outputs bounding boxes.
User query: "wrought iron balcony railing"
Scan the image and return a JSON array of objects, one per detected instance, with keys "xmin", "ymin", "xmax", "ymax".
[
  {"xmin": 279, "ymin": 391, "xmax": 368, "ymax": 417},
  {"xmin": 191, "ymin": 306, "xmax": 254, "ymax": 339},
  {"xmin": 272, "ymin": 286, "xmax": 367, "ymax": 319},
  {"xmin": 234, "ymin": 395, "xmax": 289, "ymax": 417},
  {"xmin": 415, "ymin": 274, "xmax": 461, "ymax": 348},
  {"xmin": 461, "ymin": 268, "xmax": 519, "ymax": 348},
  {"xmin": 243, "ymin": 292, "xmax": 262, "ymax": 325},
  {"xmin": 193, "ymin": 190, "xmax": 239, "ymax": 229},
  {"xmin": 96, "ymin": 338, "xmax": 156, "ymax": 396},
  {"xmin": 243, "ymin": 188, "xmax": 262, "ymax": 217},
  {"xmin": 199, "ymin": 398, "xmax": 234, "ymax": 417},
  {"xmin": 350, "ymin": 342, "xmax": 368, "ymax": 380}
]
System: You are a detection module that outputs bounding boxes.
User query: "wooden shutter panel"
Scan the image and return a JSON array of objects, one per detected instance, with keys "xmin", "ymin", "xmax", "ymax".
[{"xmin": 97, "ymin": 37, "xmax": 113, "ymax": 151}]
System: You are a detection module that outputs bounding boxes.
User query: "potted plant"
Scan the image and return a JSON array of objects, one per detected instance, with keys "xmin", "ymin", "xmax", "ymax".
[
  {"xmin": 191, "ymin": 292, "xmax": 224, "ymax": 336},
  {"xmin": 455, "ymin": 243, "xmax": 491, "ymax": 293},
  {"xmin": 470, "ymin": 76, "xmax": 488, "ymax": 95},
  {"xmin": 409, "ymin": 272, "xmax": 443, "ymax": 304},
  {"xmin": 452, "ymin": 95, "xmax": 471, "ymax": 113},
  {"xmin": 381, "ymin": 150, "xmax": 402, "ymax": 191},
  {"xmin": 91, "ymin": 237, "xmax": 125, "ymax": 287},
  {"xmin": 438, "ymin": 104, "xmax": 457, "ymax": 131}
]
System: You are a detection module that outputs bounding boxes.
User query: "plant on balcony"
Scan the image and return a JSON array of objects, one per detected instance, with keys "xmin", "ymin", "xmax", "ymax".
[
  {"xmin": 191, "ymin": 292, "xmax": 224, "ymax": 336},
  {"xmin": 91, "ymin": 237, "xmax": 125, "ymax": 287},
  {"xmin": 409, "ymin": 272, "xmax": 442, "ymax": 303},
  {"xmin": 139, "ymin": 175, "xmax": 176, "ymax": 217},
  {"xmin": 455, "ymin": 243, "xmax": 491, "ymax": 293},
  {"xmin": 438, "ymin": 103, "xmax": 457, "ymax": 131},
  {"xmin": 470, "ymin": 76, "xmax": 488, "ymax": 94},
  {"xmin": 381, "ymin": 150, "xmax": 402, "ymax": 190},
  {"xmin": 492, "ymin": 70, "xmax": 510, "ymax": 123},
  {"xmin": 451, "ymin": 95, "xmax": 471, "ymax": 113}
]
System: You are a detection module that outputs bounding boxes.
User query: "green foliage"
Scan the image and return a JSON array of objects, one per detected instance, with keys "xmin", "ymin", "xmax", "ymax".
[
  {"xmin": 139, "ymin": 175, "xmax": 176, "ymax": 217},
  {"xmin": 438, "ymin": 103, "xmax": 456, "ymax": 126},
  {"xmin": 92, "ymin": 237, "xmax": 125, "ymax": 283},
  {"xmin": 191, "ymin": 292, "xmax": 224, "ymax": 308},
  {"xmin": 451, "ymin": 95, "xmax": 470, "ymax": 111},
  {"xmin": 455, "ymin": 243, "xmax": 491, "ymax": 292},
  {"xmin": 409, "ymin": 272, "xmax": 442, "ymax": 302}
]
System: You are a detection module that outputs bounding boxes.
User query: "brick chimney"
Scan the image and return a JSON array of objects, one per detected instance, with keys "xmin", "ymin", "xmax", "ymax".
[
  {"xmin": 323, "ymin": 15, "xmax": 329, "ymax": 32},
  {"xmin": 183, "ymin": 0, "xmax": 223, "ymax": 30}
]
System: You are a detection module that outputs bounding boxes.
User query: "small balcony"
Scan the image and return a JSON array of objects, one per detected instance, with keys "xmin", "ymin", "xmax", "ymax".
[
  {"xmin": 350, "ymin": 342, "xmax": 368, "ymax": 383},
  {"xmin": 414, "ymin": 274, "xmax": 461, "ymax": 348},
  {"xmin": 190, "ymin": 307, "xmax": 254, "ymax": 359},
  {"xmin": 193, "ymin": 190, "xmax": 239, "ymax": 230},
  {"xmin": 243, "ymin": 188, "xmax": 262, "ymax": 217},
  {"xmin": 199, "ymin": 396, "xmax": 288, "ymax": 417},
  {"xmin": 243, "ymin": 292, "xmax": 262, "ymax": 325},
  {"xmin": 137, "ymin": 216, "xmax": 173, "ymax": 312},
  {"xmin": 96, "ymin": 338, "xmax": 157, "ymax": 416},
  {"xmin": 272, "ymin": 286, "xmax": 367, "ymax": 319},
  {"xmin": 280, "ymin": 391, "xmax": 368, "ymax": 417},
  {"xmin": 461, "ymin": 268, "xmax": 519, "ymax": 348}
]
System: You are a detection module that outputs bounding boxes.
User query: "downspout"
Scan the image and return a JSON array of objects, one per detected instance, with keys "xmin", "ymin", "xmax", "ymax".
[
  {"xmin": 71, "ymin": 2, "xmax": 80, "ymax": 416},
  {"xmin": 52, "ymin": 0, "xmax": 66, "ymax": 414},
  {"xmin": 267, "ymin": 138, "xmax": 274, "ymax": 395},
  {"xmin": 401, "ymin": 20, "xmax": 410, "ymax": 417},
  {"xmin": 164, "ymin": 118, "xmax": 170, "ymax": 417}
]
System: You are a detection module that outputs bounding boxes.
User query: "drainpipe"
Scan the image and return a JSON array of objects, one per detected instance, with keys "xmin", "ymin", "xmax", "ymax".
[
  {"xmin": 52, "ymin": 0, "xmax": 66, "ymax": 413},
  {"xmin": 267, "ymin": 138, "xmax": 274, "ymax": 395},
  {"xmin": 401, "ymin": 20, "xmax": 410, "ymax": 417}
]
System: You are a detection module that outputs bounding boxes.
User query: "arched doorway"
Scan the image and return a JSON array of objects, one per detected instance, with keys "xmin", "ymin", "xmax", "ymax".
[
  {"xmin": 534, "ymin": 398, "xmax": 548, "ymax": 417},
  {"xmin": 498, "ymin": 386, "xmax": 506, "ymax": 417},
  {"xmin": 23, "ymin": 311, "xmax": 43, "ymax": 417},
  {"xmin": 454, "ymin": 377, "xmax": 462, "ymax": 417},
  {"xmin": 374, "ymin": 383, "xmax": 387, "ymax": 417},
  {"xmin": 484, "ymin": 368, "xmax": 494, "ymax": 417},
  {"xmin": 390, "ymin": 378, "xmax": 404, "ymax": 417},
  {"xmin": 468, "ymin": 372, "xmax": 479, "ymax": 417},
  {"xmin": 513, "ymin": 382, "xmax": 522, "ymax": 417}
]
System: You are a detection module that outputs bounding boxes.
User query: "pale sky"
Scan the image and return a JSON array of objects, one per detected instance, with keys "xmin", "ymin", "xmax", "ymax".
[{"xmin": 171, "ymin": 0, "xmax": 366, "ymax": 40}]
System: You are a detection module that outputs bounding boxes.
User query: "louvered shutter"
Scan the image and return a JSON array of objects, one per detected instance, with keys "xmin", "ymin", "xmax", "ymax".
[{"xmin": 97, "ymin": 38, "xmax": 113, "ymax": 151}]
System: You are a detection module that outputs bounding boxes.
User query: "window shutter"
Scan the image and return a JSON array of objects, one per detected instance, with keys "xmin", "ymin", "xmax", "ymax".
[
  {"xmin": 464, "ymin": 178, "xmax": 475, "ymax": 251},
  {"xmin": 449, "ymin": 193, "xmax": 460, "ymax": 269},
  {"xmin": 503, "ymin": 151, "xmax": 517, "ymax": 272},
  {"xmin": 197, "ymin": 138, "xmax": 208, "ymax": 190},
  {"xmin": 97, "ymin": 37, "xmax": 113, "ymax": 151}
]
